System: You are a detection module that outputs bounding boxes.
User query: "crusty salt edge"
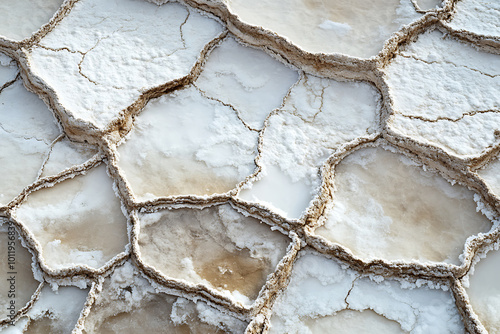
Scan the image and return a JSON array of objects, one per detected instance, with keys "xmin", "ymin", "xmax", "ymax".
[
  {"xmin": 129, "ymin": 208, "xmax": 300, "ymax": 318},
  {"xmin": 0, "ymin": 0, "xmax": 499, "ymax": 332},
  {"xmin": 71, "ymin": 278, "xmax": 102, "ymax": 334},
  {"xmin": 0, "ymin": 0, "xmax": 79, "ymax": 51}
]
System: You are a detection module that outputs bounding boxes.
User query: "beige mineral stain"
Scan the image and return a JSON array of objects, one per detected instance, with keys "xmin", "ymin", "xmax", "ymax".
[
  {"xmin": 197, "ymin": 248, "xmax": 270, "ymax": 298},
  {"xmin": 119, "ymin": 154, "xmax": 240, "ymax": 199},
  {"xmin": 138, "ymin": 205, "xmax": 289, "ymax": 302},
  {"xmin": 0, "ymin": 224, "xmax": 39, "ymax": 320},
  {"xmin": 14, "ymin": 165, "xmax": 129, "ymax": 270},
  {"xmin": 466, "ymin": 248, "xmax": 500, "ymax": 333},
  {"xmin": 83, "ymin": 262, "xmax": 246, "ymax": 333},
  {"xmin": 0, "ymin": 0, "xmax": 63, "ymax": 40},
  {"xmin": 315, "ymin": 147, "xmax": 491, "ymax": 264},
  {"xmin": 85, "ymin": 294, "xmax": 225, "ymax": 334},
  {"xmin": 303, "ymin": 309, "xmax": 407, "ymax": 334},
  {"xmin": 227, "ymin": 0, "xmax": 420, "ymax": 57}
]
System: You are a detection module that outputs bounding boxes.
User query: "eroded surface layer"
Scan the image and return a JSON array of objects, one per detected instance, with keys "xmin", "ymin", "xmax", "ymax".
[
  {"xmin": 0, "ymin": 223, "xmax": 39, "ymax": 320},
  {"xmin": 448, "ymin": 0, "xmax": 500, "ymax": 37},
  {"xmin": 315, "ymin": 147, "xmax": 491, "ymax": 264},
  {"xmin": 386, "ymin": 30, "xmax": 500, "ymax": 158},
  {"xmin": 269, "ymin": 252, "xmax": 463, "ymax": 333},
  {"xmin": 117, "ymin": 86, "xmax": 258, "ymax": 199},
  {"xmin": 83, "ymin": 262, "xmax": 248, "ymax": 333},
  {"xmin": 0, "ymin": 0, "xmax": 63, "ymax": 41},
  {"xmin": 238, "ymin": 74, "xmax": 379, "ymax": 219},
  {"xmin": 465, "ymin": 247, "xmax": 500, "ymax": 333},
  {"xmin": 226, "ymin": 0, "xmax": 420, "ymax": 57},
  {"xmin": 195, "ymin": 36, "xmax": 298, "ymax": 130},
  {"xmin": 14, "ymin": 165, "xmax": 128, "ymax": 270},
  {"xmin": 27, "ymin": 0, "xmax": 223, "ymax": 130},
  {"xmin": 138, "ymin": 205, "xmax": 290, "ymax": 305}
]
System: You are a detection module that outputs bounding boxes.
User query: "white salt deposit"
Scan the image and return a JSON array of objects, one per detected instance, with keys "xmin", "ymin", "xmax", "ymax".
[
  {"xmin": 28, "ymin": 0, "xmax": 223, "ymax": 130},
  {"xmin": 269, "ymin": 252, "xmax": 464, "ymax": 333},
  {"xmin": 227, "ymin": 0, "xmax": 421, "ymax": 57},
  {"xmin": 315, "ymin": 147, "xmax": 491, "ymax": 264},
  {"xmin": 239, "ymin": 74, "xmax": 379, "ymax": 219},
  {"xmin": 117, "ymin": 86, "xmax": 258, "ymax": 199},
  {"xmin": 0, "ymin": 0, "xmax": 63, "ymax": 41}
]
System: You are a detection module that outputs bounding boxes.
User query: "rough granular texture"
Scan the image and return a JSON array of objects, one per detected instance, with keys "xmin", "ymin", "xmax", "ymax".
[{"xmin": 0, "ymin": 0, "xmax": 499, "ymax": 333}]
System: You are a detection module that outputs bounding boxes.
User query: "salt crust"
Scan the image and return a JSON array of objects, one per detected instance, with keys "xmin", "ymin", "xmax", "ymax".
[
  {"xmin": 269, "ymin": 251, "xmax": 464, "ymax": 334},
  {"xmin": 13, "ymin": 165, "xmax": 128, "ymax": 270},
  {"xmin": 0, "ymin": 0, "xmax": 64, "ymax": 41},
  {"xmin": 82, "ymin": 261, "xmax": 248, "ymax": 333},
  {"xmin": 226, "ymin": 0, "xmax": 421, "ymax": 58},
  {"xmin": 386, "ymin": 29, "xmax": 500, "ymax": 158},
  {"xmin": 478, "ymin": 156, "xmax": 500, "ymax": 200},
  {"xmin": 448, "ymin": 0, "xmax": 500, "ymax": 38},
  {"xmin": 0, "ymin": 0, "xmax": 498, "ymax": 332},
  {"xmin": 0, "ymin": 55, "xmax": 97, "ymax": 207},
  {"xmin": 195, "ymin": 37, "xmax": 298, "ymax": 130},
  {"xmin": 464, "ymin": 245, "xmax": 500, "ymax": 334},
  {"xmin": 238, "ymin": 74, "xmax": 380, "ymax": 219},
  {"xmin": 116, "ymin": 86, "xmax": 258, "ymax": 199},
  {"xmin": 27, "ymin": 0, "xmax": 224, "ymax": 130},
  {"xmin": 3, "ymin": 285, "xmax": 89, "ymax": 333},
  {"xmin": 138, "ymin": 204, "xmax": 290, "ymax": 305},
  {"xmin": 415, "ymin": 0, "xmax": 442, "ymax": 11},
  {"xmin": 315, "ymin": 147, "xmax": 492, "ymax": 265}
]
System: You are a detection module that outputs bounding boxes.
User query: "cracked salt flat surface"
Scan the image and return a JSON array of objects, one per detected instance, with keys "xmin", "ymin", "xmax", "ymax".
[
  {"xmin": 239, "ymin": 74, "xmax": 379, "ymax": 219},
  {"xmin": 27, "ymin": 0, "xmax": 223, "ymax": 130},
  {"xmin": 138, "ymin": 205, "xmax": 290, "ymax": 304},
  {"xmin": 195, "ymin": 37, "xmax": 298, "ymax": 131},
  {"xmin": 0, "ymin": 0, "xmax": 63, "ymax": 41},
  {"xmin": 269, "ymin": 252, "xmax": 463, "ymax": 334},
  {"xmin": 226, "ymin": 0, "xmax": 420, "ymax": 57},
  {"xmin": 385, "ymin": 30, "xmax": 500, "ymax": 157},
  {"xmin": 1, "ymin": 0, "xmax": 500, "ymax": 332},
  {"xmin": 82, "ymin": 262, "xmax": 247, "ymax": 333},
  {"xmin": 0, "ymin": 76, "xmax": 59, "ymax": 206},
  {"xmin": 448, "ymin": 0, "xmax": 500, "ymax": 37},
  {"xmin": 117, "ymin": 86, "xmax": 258, "ymax": 199},
  {"xmin": 14, "ymin": 165, "xmax": 128, "ymax": 270},
  {"xmin": 315, "ymin": 147, "xmax": 492, "ymax": 264}
]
